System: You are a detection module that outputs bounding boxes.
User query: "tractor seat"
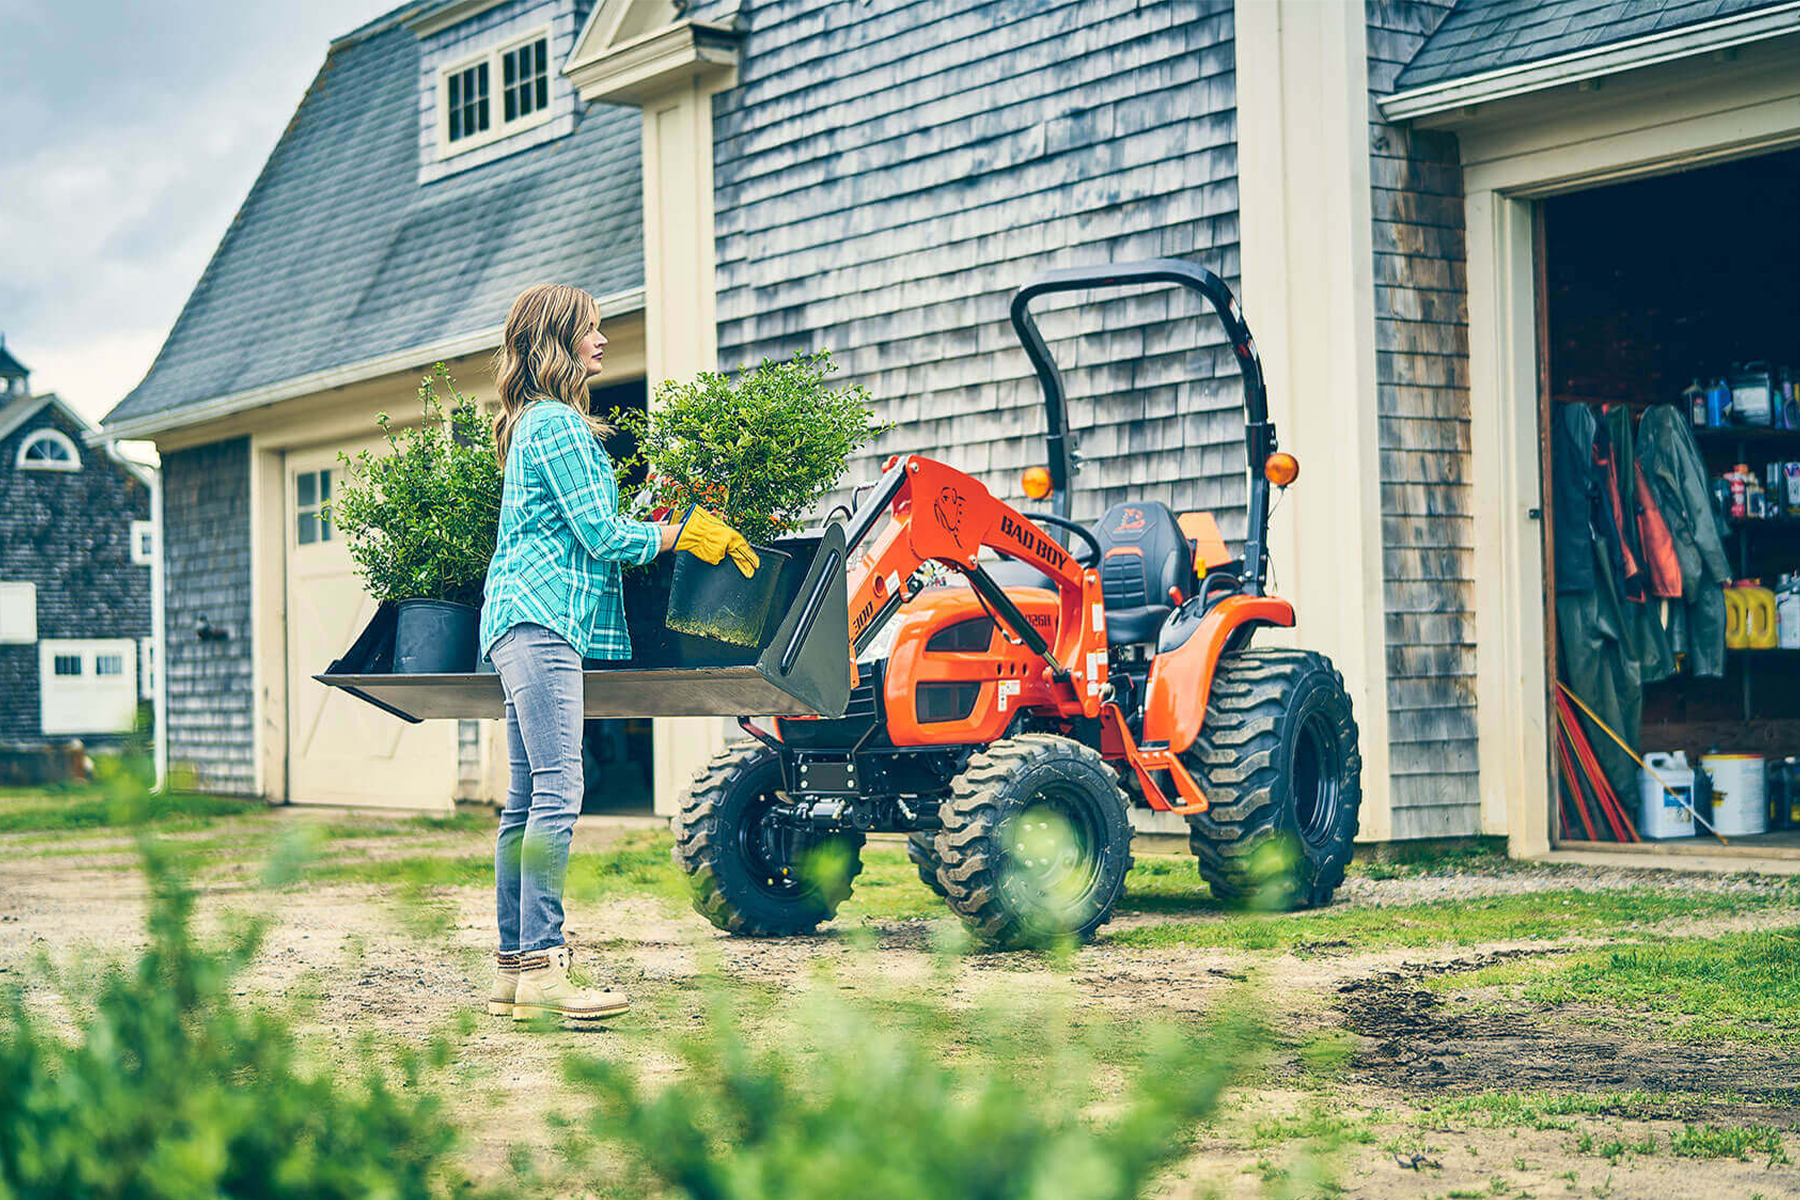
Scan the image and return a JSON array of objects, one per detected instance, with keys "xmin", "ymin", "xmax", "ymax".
[{"xmin": 1096, "ymin": 501, "xmax": 1193, "ymax": 646}]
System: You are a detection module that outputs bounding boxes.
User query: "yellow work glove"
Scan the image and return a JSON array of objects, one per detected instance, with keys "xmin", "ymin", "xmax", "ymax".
[{"xmin": 675, "ymin": 506, "xmax": 760, "ymax": 578}]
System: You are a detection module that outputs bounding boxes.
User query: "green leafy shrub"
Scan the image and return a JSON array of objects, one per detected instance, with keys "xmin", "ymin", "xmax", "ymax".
[
  {"xmin": 0, "ymin": 757, "xmax": 491, "ymax": 1200},
  {"xmin": 327, "ymin": 363, "xmax": 502, "ymax": 608},
  {"xmin": 613, "ymin": 349, "xmax": 886, "ymax": 546},
  {"xmin": 560, "ymin": 974, "xmax": 1261, "ymax": 1200}
]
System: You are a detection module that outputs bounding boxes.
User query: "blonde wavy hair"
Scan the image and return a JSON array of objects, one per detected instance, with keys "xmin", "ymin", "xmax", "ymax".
[{"xmin": 490, "ymin": 283, "xmax": 612, "ymax": 466}]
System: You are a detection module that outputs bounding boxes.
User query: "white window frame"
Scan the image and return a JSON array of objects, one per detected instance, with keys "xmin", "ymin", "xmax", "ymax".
[
  {"xmin": 16, "ymin": 428, "xmax": 81, "ymax": 472},
  {"xmin": 293, "ymin": 467, "xmax": 335, "ymax": 548},
  {"xmin": 434, "ymin": 25, "xmax": 554, "ymax": 160},
  {"xmin": 39, "ymin": 638, "xmax": 138, "ymax": 736},
  {"xmin": 139, "ymin": 636, "xmax": 157, "ymax": 701},
  {"xmin": 130, "ymin": 519, "xmax": 156, "ymax": 566},
  {"xmin": 0, "ymin": 581, "xmax": 36, "ymax": 644}
]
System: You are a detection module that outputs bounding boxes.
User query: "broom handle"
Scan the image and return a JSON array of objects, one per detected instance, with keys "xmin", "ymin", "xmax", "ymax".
[{"xmin": 1555, "ymin": 681, "xmax": 1728, "ymax": 845}]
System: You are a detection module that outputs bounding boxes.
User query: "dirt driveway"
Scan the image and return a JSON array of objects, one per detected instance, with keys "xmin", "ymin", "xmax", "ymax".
[{"xmin": 3, "ymin": 808, "xmax": 1798, "ymax": 1198}]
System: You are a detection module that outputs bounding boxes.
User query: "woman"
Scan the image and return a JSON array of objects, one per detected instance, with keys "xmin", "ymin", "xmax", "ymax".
[{"xmin": 478, "ymin": 283, "xmax": 757, "ymax": 1025}]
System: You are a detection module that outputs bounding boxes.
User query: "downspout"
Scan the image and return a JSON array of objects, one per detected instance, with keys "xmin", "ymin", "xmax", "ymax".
[{"xmin": 103, "ymin": 439, "xmax": 166, "ymax": 792}]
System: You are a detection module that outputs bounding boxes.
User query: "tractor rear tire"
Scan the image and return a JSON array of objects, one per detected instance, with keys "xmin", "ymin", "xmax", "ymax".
[
  {"xmin": 672, "ymin": 741, "xmax": 864, "ymax": 936},
  {"xmin": 1182, "ymin": 650, "xmax": 1361, "ymax": 909},
  {"xmin": 907, "ymin": 831, "xmax": 948, "ymax": 898},
  {"xmin": 935, "ymin": 734, "xmax": 1133, "ymax": 949}
]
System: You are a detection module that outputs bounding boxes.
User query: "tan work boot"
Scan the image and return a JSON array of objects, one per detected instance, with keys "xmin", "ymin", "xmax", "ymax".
[
  {"xmin": 512, "ymin": 942, "xmax": 630, "ymax": 1024},
  {"xmin": 487, "ymin": 949, "xmax": 520, "ymax": 1016}
]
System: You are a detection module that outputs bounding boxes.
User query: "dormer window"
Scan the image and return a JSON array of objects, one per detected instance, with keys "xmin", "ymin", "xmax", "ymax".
[
  {"xmin": 16, "ymin": 429, "xmax": 80, "ymax": 472},
  {"xmin": 503, "ymin": 38, "xmax": 549, "ymax": 122},
  {"xmin": 447, "ymin": 61, "xmax": 490, "ymax": 143},
  {"xmin": 436, "ymin": 28, "xmax": 553, "ymax": 159}
]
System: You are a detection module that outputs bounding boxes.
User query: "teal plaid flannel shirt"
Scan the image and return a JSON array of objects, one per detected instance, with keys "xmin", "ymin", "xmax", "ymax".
[{"xmin": 478, "ymin": 400, "xmax": 662, "ymax": 662}]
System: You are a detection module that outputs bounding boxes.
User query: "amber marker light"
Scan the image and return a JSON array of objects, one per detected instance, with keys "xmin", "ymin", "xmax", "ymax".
[
  {"xmin": 1021, "ymin": 465, "xmax": 1054, "ymax": 499},
  {"xmin": 1264, "ymin": 453, "xmax": 1299, "ymax": 487}
]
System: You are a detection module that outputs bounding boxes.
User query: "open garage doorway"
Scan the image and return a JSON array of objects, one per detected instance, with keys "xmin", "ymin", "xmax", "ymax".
[{"xmin": 1539, "ymin": 146, "xmax": 1800, "ymax": 855}]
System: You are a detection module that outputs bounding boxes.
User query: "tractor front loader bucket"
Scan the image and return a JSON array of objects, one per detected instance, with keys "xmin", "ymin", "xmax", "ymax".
[{"xmin": 314, "ymin": 523, "xmax": 853, "ymax": 723}]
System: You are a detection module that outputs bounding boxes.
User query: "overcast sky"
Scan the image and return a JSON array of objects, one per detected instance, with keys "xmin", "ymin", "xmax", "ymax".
[{"xmin": 0, "ymin": 0, "xmax": 393, "ymax": 428}]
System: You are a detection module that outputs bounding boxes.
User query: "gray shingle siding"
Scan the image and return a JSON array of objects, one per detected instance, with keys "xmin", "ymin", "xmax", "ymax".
[
  {"xmin": 1393, "ymin": 0, "xmax": 1785, "ymax": 90},
  {"xmin": 1369, "ymin": 0, "xmax": 1480, "ymax": 838},
  {"xmin": 711, "ymin": 0, "xmax": 1244, "ymax": 531},
  {"xmin": 102, "ymin": 0, "xmax": 638, "ymax": 432},
  {"xmin": 0, "ymin": 404, "xmax": 152, "ymax": 747},
  {"xmin": 162, "ymin": 438, "xmax": 256, "ymax": 795}
]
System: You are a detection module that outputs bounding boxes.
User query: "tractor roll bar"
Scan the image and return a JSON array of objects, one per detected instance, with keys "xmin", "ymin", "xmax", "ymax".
[{"xmin": 1007, "ymin": 258, "xmax": 1276, "ymax": 596}]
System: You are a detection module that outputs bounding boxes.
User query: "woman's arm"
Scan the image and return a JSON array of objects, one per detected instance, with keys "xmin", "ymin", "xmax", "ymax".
[{"xmin": 524, "ymin": 408, "xmax": 665, "ymax": 566}]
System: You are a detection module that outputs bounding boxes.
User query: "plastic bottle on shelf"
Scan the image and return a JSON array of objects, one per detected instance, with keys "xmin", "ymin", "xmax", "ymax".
[
  {"xmin": 1748, "ymin": 475, "xmax": 1769, "ymax": 519},
  {"xmin": 1740, "ymin": 579, "xmax": 1778, "ymax": 649},
  {"xmin": 1708, "ymin": 379, "xmax": 1734, "ymax": 427},
  {"xmin": 1786, "ymin": 462, "xmax": 1800, "ymax": 516},
  {"xmin": 1728, "ymin": 464, "xmax": 1751, "ymax": 519},
  {"xmin": 1685, "ymin": 380, "xmax": 1708, "ymax": 427},
  {"xmin": 1725, "ymin": 585, "xmax": 1749, "ymax": 649},
  {"xmin": 1780, "ymin": 574, "xmax": 1800, "ymax": 649}
]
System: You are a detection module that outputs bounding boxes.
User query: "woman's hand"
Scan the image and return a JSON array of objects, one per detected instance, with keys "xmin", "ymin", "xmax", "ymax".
[{"xmin": 674, "ymin": 507, "xmax": 760, "ymax": 577}]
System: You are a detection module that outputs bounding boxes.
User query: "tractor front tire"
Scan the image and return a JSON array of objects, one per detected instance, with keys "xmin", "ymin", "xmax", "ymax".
[
  {"xmin": 907, "ymin": 831, "xmax": 948, "ymax": 898},
  {"xmin": 935, "ymin": 734, "xmax": 1133, "ymax": 949},
  {"xmin": 1183, "ymin": 649, "xmax": 1362, "ymax": 909},
  {"xmin": 672, "ymin": 742, "xmax": 864, "ymax": 936}
]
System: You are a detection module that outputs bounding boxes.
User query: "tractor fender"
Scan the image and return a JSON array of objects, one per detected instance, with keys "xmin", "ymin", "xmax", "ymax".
[{"xmin": 1139, "ymin": 595, "xmax": 1295, "ymax": 755}]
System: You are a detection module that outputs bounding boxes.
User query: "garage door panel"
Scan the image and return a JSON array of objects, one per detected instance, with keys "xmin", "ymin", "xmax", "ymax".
[{"xmin": 285, "ymin": 440, "xmax": 455, "ymax": 810}]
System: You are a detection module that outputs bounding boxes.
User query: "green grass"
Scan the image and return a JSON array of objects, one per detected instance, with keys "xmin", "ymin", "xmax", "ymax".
[
  {"xmin": 1419, "ymin": 1090, "xmax": 1723, "ymax": 1132},
  {"xmin": 1668, "ymin": 1123, "xmax": 1790, "ymax": 1162},
  {"xmin": 1105, "ymin": 888, "xmax": 1796, "ymax": 953},
  {"xmin": 1349, "ymin": 835, "xmax": 1513, "ymax": 881},
  {"xmin": 1446, "ymin": 927, "xmax": 1800, "ymax": 1045},
  {"xmin": 0, "ymin": 788, "xmax": 263, "ymax": 834}
]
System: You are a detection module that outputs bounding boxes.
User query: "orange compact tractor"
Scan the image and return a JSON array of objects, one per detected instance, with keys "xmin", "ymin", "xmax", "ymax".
[{"xmin": 672, "ymin": 260, "xmax": 1363, "ymax": 946}]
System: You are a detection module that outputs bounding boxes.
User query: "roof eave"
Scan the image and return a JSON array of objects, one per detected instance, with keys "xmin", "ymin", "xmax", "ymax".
[
  {"xmin": 1380, "ymin": 1, "xmax": 1800, "ymax": 124},
  {"xmin": 99, "ymin": 286, "xmax": 646, "ymax": 442}
]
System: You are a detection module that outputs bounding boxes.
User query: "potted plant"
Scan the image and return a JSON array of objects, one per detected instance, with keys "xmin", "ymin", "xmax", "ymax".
[
  {"xmin": 325, "ymin": 363, "xmax": 503, "ymax": 674},
  {"xmin": 613, "ymin": 349, "xmax": 885, "ymax": 649}
]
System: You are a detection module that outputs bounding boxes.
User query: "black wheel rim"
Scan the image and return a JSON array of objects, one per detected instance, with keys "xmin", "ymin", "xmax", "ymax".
[
  {"xmin": 1293, "ymin": 709, "xmax": 1342, "ymax": 848},
  {"xmin": 1000, "ymin": 779, "xmax": 1104, "ymax": 912},
  {"xmin": 737, "ymin": 788, "xmax": 806, "ymax": 899}
]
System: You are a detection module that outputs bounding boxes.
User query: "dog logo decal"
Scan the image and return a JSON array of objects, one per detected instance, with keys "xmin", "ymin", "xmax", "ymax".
[{"xmin": 933, "ymin": 487, "xmax": 967, "ymax": 546}]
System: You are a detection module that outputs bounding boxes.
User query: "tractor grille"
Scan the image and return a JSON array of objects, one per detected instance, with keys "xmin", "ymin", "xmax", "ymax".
[{"xmin": 777, "ymin": 663, "xmax": 883, "ymax": 748}]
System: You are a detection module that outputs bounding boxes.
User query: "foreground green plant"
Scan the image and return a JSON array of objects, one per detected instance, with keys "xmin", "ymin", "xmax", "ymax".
[
  {"xmin": 0, "ymin": 757, "xmax": 489, "ymax": 1200},
  {"xmin": 559, "ymin": 969, "xmax": 1262, "ymax": 1200}
]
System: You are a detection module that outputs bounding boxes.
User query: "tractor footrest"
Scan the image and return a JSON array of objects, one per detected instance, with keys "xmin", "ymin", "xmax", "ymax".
[{"xmin": 1132, "ymin": 745, "xmax": 1209, "ymax": 816}]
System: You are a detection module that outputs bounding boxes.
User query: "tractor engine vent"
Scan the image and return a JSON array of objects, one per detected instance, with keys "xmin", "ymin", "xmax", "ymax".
[
  {"xmin": 915, "ymin": 681, "xmax": 981, "ymax": 724},
  {"xmin": 925, "ymin": 617, "xmax": 994, "ymax": 653}
]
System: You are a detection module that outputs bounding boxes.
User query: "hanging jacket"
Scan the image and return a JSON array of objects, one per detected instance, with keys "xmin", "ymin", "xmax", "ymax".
[
  {"xmin": 1637, "ymin": 405, "xmax": 1730, "ymax": 678},
  {"xmin": 1633, "ymin": 465, "xmax": 1683, "ymax": 599}
]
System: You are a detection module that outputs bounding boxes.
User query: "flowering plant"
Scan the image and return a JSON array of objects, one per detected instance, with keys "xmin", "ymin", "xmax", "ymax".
[{"xmin": 612, "ymin": 349, "xmax": 886, "ymax": 547}]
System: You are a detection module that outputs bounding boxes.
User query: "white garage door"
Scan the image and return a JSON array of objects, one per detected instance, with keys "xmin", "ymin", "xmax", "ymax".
[{"xmin": 285, "ymin": 441, "xmax": 456, "ymax": 810}]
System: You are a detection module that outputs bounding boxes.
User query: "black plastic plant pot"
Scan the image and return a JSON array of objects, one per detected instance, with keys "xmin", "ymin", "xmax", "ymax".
[
  {"xmin": 392, "ymin": 598, "xmax": 478, "ymax": 673},
  {"xmin": 665, "ymin": 544, "xmax": 792, "ymax": 649}
]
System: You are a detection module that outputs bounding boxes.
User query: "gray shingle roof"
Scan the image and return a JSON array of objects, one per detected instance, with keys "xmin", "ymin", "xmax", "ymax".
[
  {"xmin": 1394, "ymin": 0, "xmax": 1789, "ymax": 90},
  {"xmin": 103, "ymin": 2, "xmax": 643, "ymax": 431}
]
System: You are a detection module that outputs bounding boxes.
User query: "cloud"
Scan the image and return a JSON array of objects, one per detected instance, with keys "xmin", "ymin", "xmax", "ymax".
[{"xmin": 0, "ymin": 0, "xmax": 392, "ymax": 425}]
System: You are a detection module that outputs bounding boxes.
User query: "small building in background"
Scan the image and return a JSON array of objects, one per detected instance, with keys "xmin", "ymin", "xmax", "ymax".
[{"xmin": 0, "ymin": 338, "xmax": 155, "ymax": 781}]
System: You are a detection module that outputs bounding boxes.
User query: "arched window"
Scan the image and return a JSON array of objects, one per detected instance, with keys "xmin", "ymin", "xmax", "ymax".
[{"xmin": 16, "ymin": 429, "xmax": 80, "ymax": 472}]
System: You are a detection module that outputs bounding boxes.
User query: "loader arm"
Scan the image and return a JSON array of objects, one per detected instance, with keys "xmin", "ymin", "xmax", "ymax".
[{"xmin": 843, "ymin": 455, "xmax": 1111, "ymax": 718}]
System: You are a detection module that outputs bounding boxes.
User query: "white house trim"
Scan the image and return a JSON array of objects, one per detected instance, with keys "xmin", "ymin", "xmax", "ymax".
[
  {"xmin": 96, "ymin": 286, "xmax": 645, "ymax": 442},
  {"xmin": 1380, "ymin": 2, "xmax": 1800, "ymax": 122},
  {"xmin": 433, "ymin": 23, "xmax": 557, "ymax": 161},
  {"xmin": 15, "ymin": 428, "xmax": 81, "ymax": 472}
]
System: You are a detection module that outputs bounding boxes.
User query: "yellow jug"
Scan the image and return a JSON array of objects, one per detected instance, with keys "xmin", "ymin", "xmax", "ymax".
[
  {"xmin": 1725, "ymin": 586, "xmax": 1749, "ymax": 650},
  {"xmin": 1741, "ymin": 581, "xmax": 1779, "ymax": 649}
]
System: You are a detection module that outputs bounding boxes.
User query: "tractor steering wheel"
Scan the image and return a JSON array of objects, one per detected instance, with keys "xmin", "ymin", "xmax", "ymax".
[{"xmin": 1022, "ymin": 512, "xmax": 1102, "ymax": 568}]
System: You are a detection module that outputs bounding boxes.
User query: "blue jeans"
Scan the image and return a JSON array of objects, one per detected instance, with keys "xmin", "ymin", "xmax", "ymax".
[{"xmin": 489, "ymin": 622, "xmax": 584, "ymax": 954}]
